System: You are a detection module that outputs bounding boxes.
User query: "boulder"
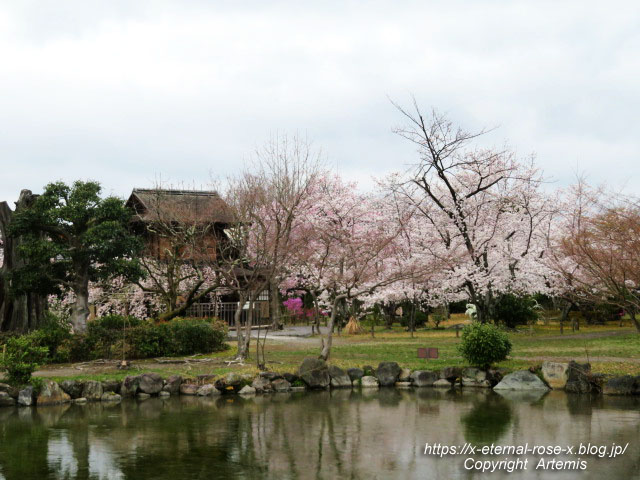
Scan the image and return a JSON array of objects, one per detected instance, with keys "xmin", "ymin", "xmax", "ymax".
[
  {"xmin": 565, "ymin": 362, "xmax": 595, "ymax": 394},
  {"xmin": 251, "ymin": 377, "xmax": 272, "ymax": 393},
  {"xmin": 360, "ymin": 376, "xmax": 379, "ymax": 388},
  {"xmin": 0, "ymin": 383, "xmax": 19, "ymax": 399},
  {"xmin": 82, "ymin": 381, "xmax": 104, "ymax": 401},
  {"xmin": 37, "ymin": 380, "xmax": 71, "ymax": 406},
  {"xmin": 290, "ymin": 386, "xmax": 306, "ymax": 392},
  {"xmin": 17, "ymin": 386, "xmax": 34, "ymax": 406},
  {"xmin": 603, "ymin": 376, "xmax": 639, "ymax": 396},
  {"xmin": 272, "ymin": 378, "xmax": 291, "ymax": 392},
  {"xmin": 60, "ymin": 380, "xmax": 84, "ymax": 399},
  {"xmin": 120, "ymin": 375, "xmax": 141, "ymax": 397},
  {"xmin": 238, "ymin": 385, "xmax": 257, "ymax": 395},
  {"xmin": 101, "ymin": 392, "xmax": 122, "ymax": 402},
  {"xmin": 158, "ymin": 391, "xmax": 170, "ymax": 397},
  {"xmin": 298, "ymin": 358, "xmax": 330, "ymax": 389},
  {"xmin": 494, "ymin": 370, "xmax": 549, "ymax": 391},
  {"xmin": 260, "ymin": 372, "xmax": 283, "ymax": 381},
  {"xmin": 440, "ymin": 367, "xmax": 462, "ymax": 382},
  {"xmin": 137, "ymin": 393, "xmax": 150, "ymax": 400},
  {"xmin": 328, "ymin": 366, "xmax": 352, "ymax": 388},
  {"xmin": 197, "ymin": 384, "xmax": 220, "ymax": 396},
  {"xmin": 461, "ymin": 368, "xmax": 490, "ymax": 388},
  {"xmin": 410, "ymin": 370, "xmax": 438, "ymax": 387},
  {"xmin": 399, "ymin": 368, "xmax": 412, "ymax": 382},
  {"xmin": 347, "ymin": 368, "xmax": 364, "ymax": 382},
  {"xmin": 163, "ymin": 375, "xmax": 183, "ymax": 394},
  {"xmin": 0, "ymin": 391, "xmax": 16, "ymax": 407},
  {"xmin": 541, "ymin": 362, "xmax": 570, "ymax": 389},
  {"xmin": 139, "ymin": 373, "xmax": 164, "ymax": 395},
  {"xmin": 73, "ymin": 397, "xmax": 87, "ymax": 404},
  {"xmin": 433, "ymin": 379, "xmax": 453, "ymax": 388},
  {"xmin": 179, "ymin": 383, "xmax": 199, "ymax": 396},
  {"xmin": 376, "ymin": 362, "xmax": 401, "ymax": 387}
]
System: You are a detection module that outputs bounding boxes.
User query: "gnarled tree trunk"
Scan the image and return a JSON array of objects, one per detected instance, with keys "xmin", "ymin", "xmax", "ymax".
[{"xmin": 0, "ymin": 191, "xmax": 47, "ymax": 332}]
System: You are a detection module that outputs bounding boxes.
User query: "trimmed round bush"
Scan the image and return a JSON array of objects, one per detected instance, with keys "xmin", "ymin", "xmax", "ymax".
[
  {"xmin": 458, "ymin": 322, "xmax": 512, "ymax": 368},
  {"xmin": 1, "ymin": 334, "xmax": 49, "ymax": 384}
]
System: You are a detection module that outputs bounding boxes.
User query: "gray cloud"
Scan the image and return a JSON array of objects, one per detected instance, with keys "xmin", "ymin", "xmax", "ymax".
[{"xmin": 1, "ymin": 0, "xmax": 638, "ymax": 202}]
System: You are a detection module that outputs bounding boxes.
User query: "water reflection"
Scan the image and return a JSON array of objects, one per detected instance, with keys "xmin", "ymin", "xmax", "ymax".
[
  {"xmin": 0, "ymin": 390, "xmax": 638, "ymax": 479},
  {"xmin": 461, "ymin": 393, "xmax": 512, "ymax": 446}
]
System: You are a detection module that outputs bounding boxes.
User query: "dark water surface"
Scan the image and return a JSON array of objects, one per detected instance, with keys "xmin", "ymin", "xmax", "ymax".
[{"xmin": 0, "ymin": 389, "xmax": 639, "ymax": 479}]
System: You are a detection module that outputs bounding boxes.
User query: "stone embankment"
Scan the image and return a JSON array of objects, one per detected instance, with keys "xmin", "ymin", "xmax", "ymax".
[{"xmin": 0, "ymin": 359, "xmax": 638, "ymax": 408}]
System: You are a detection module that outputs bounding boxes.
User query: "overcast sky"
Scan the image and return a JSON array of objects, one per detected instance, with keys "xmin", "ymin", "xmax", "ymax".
[{"xmin": 1, "ymin": 0, "xmax": 639, "ymax": 203}]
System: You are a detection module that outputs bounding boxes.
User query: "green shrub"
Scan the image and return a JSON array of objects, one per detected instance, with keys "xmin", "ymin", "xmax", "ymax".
[
  {"xmin": 4, "ymin": 315, "xmax": 230, "ymax": 364},
  {"xmin": 493, "ymin": 294, "xmax": 540, "ymax": 328},
  {"xmin": 30, "ymin": 312, "xmax": 73, "ymax": 363},
  {"xmin": 399, "ymin": 309, "xmax": 428, "ymax": 329},
  {"xmin": 168, "ymin": 318, "xmax": 228, "ymax": 356},
  {"xmin": 458, "ymin": 322, "xmax": 512, "ymax": 368},
  {"xmin": 1, "ymin": 334, "xmax": 49, "ymax": 384},
  {"xmin": 58, "ymin": 335, "xmax": 92, "ymax": 363},
  {"xmin": 76, "ymin": 315, "xmax": 229, "ymax": 360}
]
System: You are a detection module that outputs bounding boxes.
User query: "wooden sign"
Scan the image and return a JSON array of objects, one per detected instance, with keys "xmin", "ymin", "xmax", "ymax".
[{"xmin": 417, "ymin": 347, "xmax": 439, "ymax": 359}]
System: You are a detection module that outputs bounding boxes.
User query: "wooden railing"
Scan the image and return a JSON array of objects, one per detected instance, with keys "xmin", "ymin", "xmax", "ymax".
[{"xmin": 185, "ymin": 301, "xmax": 269, "ymax": 327}]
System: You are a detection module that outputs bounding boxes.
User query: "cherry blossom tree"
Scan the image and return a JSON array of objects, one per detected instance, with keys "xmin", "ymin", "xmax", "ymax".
[
  {"xmin": 284, "ymin": 175, "xmax": 432, "ymax": 360},
  {"xmin": 548, "ymin": 180, "xmax": 640, "ymax": 332},
  {"xmin": 219, "ymin": 135, "xmax": 322, "ymax": 361},
  {"xmin": 388, "ymin": 102, "xmax": 557, "ymax": 323}
]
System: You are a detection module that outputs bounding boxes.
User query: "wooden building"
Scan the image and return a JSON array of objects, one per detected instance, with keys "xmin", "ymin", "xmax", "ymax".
[
  {"xmin": 125, "ymin": 188, "xmax": 235, "ymax": 262},
  {"xmin": 125, "ymin": 188, "xmax": 270, "ymax": 324}
]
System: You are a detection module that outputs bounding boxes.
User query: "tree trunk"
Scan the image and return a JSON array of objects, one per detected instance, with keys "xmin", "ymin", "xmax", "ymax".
[
  {"xmin": 234, "ymin": 294, "xmax": 247, "ymax": 360},
  {"xmin": 383, "ymin": 302, "xmax": 395, "ymax": 329},
  {"xmin": 310, "ymin": 290, "xmax": 320, "ymax": 335},
  {"xmin": 560, "ymin": 301, "xmax": 571, "ymax": 335},
  {"xmin": 240, "ymin": 301, "xmax": 253, "ymax": 359},
  {"xmin": 269, "ymin": 281, "xmax": 281, "ymax": 330},
  {"xmin": 629, "ymin": 309, "xmax": 640, "ymax": 333},
  {"xmin": 71, "ymin": 273, "xmax": 90, "ymax": 333},
  {"xmin": 0, "ymin": 191, "xmax": 47, "ymax": 332},
  {"xmin": 475, "ymin": 301, "xmax": 489, "ymax": 324},
  {"xmin": 409, "ymin": 302, "xmax": 415, "ymax": 338},
  {"xmin": 320, "ymin": 297, "xmax": 342, "ymax": 361}
]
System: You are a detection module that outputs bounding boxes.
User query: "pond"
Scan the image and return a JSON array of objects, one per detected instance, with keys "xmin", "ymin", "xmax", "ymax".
[{"xmin": 0, "ymin": 389, "xmax": 638, "ymax": 479}]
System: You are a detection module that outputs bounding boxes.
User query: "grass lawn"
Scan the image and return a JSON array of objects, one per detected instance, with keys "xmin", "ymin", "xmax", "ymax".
[{"xmin": 37, "ymin": 315, "xmax": 640, "ymax": 383}]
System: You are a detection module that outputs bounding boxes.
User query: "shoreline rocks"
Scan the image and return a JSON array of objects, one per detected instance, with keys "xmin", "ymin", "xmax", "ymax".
[
  {"xmin": 82, "ymin": 381, "xmax": 103, "ymax": 401},
  {"xmin": 410, "ymin": 370, "xmax": 438, "ymax": 387},
  {"xmin": 376, "ymin": 362, "xmax": 401, "ymax": 387},
  {"xmin": 328, "ymin": 366, "xmax": 352, "ymax": 388},
  {"xmin": 37, "ymin": 380, "xmax": 71, "ymax": 406},
  {"xmin": 493, "ymin": 370, "xmax": 550, "ymax": 391},
  {"xmin": 298, "ymin": 358, "xmax": 330, "ymax": 389},
  {"xmin": 461, "ymin": 368, "xmax": 490, "ymax": 388},
  {"xmin": 139, "ymin": 373, "xmax": 164, "ymax": 395},
  {"xmin": 603, "ymin": 375, "xmax": 639, "ymax": 395},
  {"xmin": 2, "ymin": 357, "xmax": 638, "ymax": 410},
  {"xmin": 542, "ymin": 362, "xmax": 570, "ymax": 389}
]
